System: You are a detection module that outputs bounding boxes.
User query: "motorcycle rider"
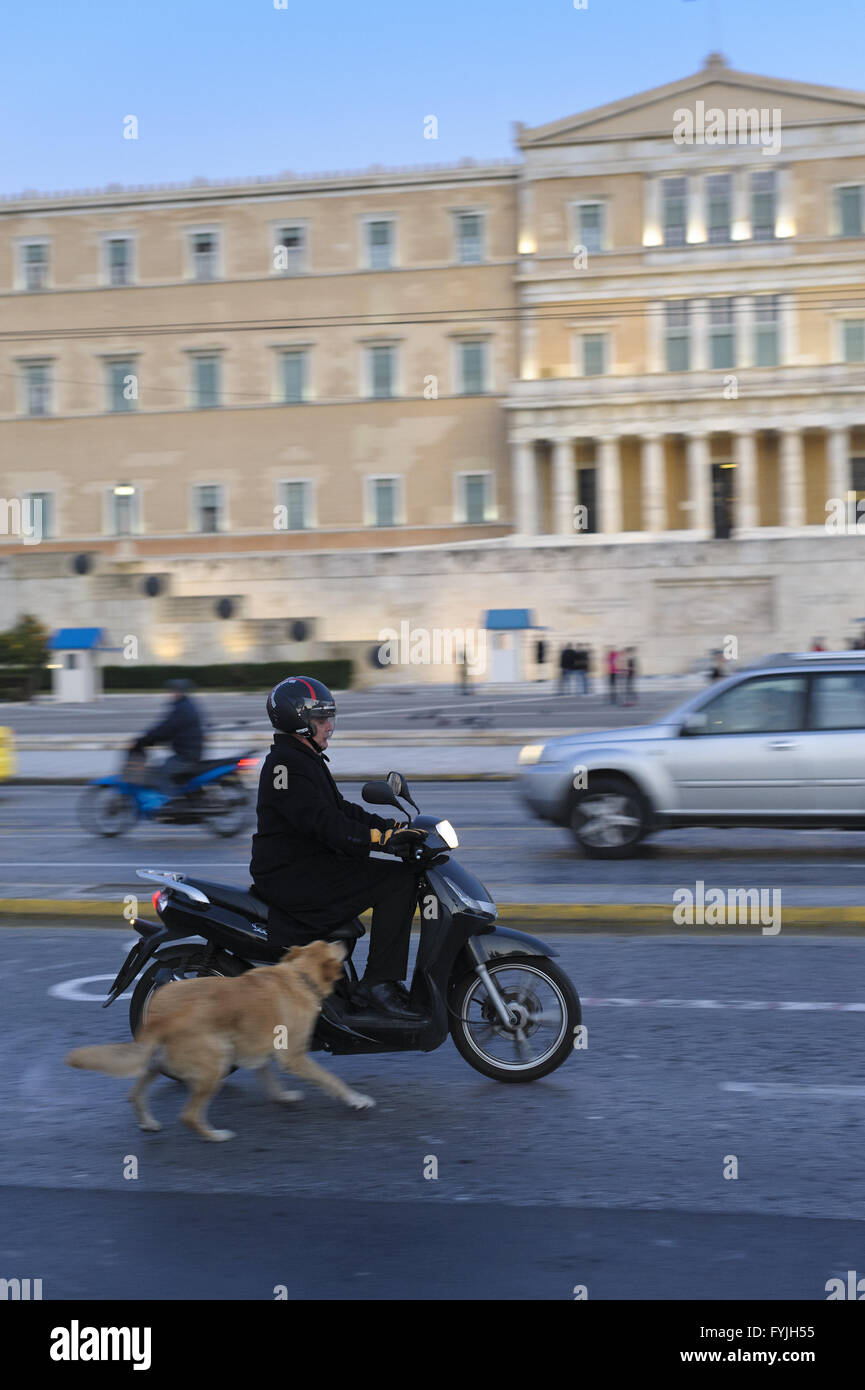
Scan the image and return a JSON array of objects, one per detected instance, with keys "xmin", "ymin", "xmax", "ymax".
[
  {"xmin": 250, "ymin": 676, "xmax": 425, "ymax": 1021},
  {"xmin": 129, "ymin": 679, "xmax": 205, "ymax": 796}
]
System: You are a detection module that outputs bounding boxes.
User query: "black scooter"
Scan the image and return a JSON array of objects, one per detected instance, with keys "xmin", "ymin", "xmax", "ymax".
[{"xmin": 104, "ymin": 772, "xmax": 581, "ymax": 1083}]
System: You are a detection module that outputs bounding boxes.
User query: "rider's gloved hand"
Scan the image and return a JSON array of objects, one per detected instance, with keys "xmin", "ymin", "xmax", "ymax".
[{"xmin": 369, "ymin": 827, "xmax": 427, "ymax": 855}]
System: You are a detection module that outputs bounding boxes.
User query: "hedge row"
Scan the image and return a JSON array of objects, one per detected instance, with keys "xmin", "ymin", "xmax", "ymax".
[{"xmin": 100, "ymin": 660, "xmax": 353, "ymax": 691}]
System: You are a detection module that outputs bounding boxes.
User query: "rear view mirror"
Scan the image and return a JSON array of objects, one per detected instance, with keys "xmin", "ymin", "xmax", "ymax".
[
  {"xmin": 361, "ymin": 781, "xmax": 402, "ymax": 810},
  {"xmin": 386, "ymin": 770, "xmax": 419, "ymax": 813}
]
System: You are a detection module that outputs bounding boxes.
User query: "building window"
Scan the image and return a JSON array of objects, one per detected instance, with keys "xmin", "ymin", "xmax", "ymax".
[
  {"xmin": 280, "ymin": 350, "xmax": 308, "ymax": 403},
  {"xmin": 279, "ymin": 480, "xmax": 311, "ymax": 530},
  {"xmin": 751, "ymin": 170, "xmax": 776, "ymax": 241},
  {"xmin": 189, "ymin": 231, "xmax": 219, "ymax": 280},
  {"xmin": 709, "ymin": 299, "xmax": 735, "ymax": 370},
  {"xmin": 664, "ymin": 302, "xmax": 690, "ymax": 371},
  {"xmin": 454, "ymin": 212, "xmax": 484, "ymax": 264},
  {"xmin": 194, "ymin": 484, "xmax": 224, "ymax": 533},
  {"xmin": 365, "ymin": 220, "xmax": 394, "ymax": 270},
  {"xmin": 20, "ymin": 242, "xmax": 49, "ymax": 291},
  {"xmin": 110, "ymin": 485, "xmax": 138, "ymax": 535},
  {"xmin": 21, "ymin": 491, "xmax": 53, "ymax": 538},
  {"xmin": 575, "ymin": 203, "xmax": 605, "ymax": 254},
  {"xmin": 577, "ymin": 469, "xmax": 597, "ymax": 533},
  {"xmin": 754, "ymin": 296, "xmax": 780, "ymax": 366},
  {"xmin": 191, "ymin": 356, "xmax": 221, "ymax": 408},
  {"xmin": 580, "ymin": 333, "xmax": 607, "ymax": 376},
  {"xmin": 367, "ymin": 344, "xmax": 397, "ymax": 399},
  {"xmin": 369, "ymin": 477, "xmax": 400, "ymax": 527},
  {"xmin": 460, "ymin": 473, "xmax": 490, "ymax": 523},
  {"xmin": 21, "ymin": 361, "xmax": 53, "ymax": 416},
  {"xmin": 105, "ymin": 237, "xmax": 133, "ymax": 286},
  {"xmin": 662, "ymin": 177, "xmax": 688, "ymax": 246},
  {"xmin": 842, "ymin": 320, "xmax": 865, "ymax": 363},
  {"xmin": 706, "ymin": 173, "xmax": 732, "ymax": 243},
  {"xmin": 274, "ymin": 225, "xmax": 306, "ymax": 274},
  {"xmin": 106, "ymin": 359, "xmax": 138, "ymax": 412},
  {"xmin": 457, "ymin": 340, "xmax": 487, "ymax": 394},
  {"xmin": 835, "ymin": 186, "xmax": 863, "ymax": 238}
]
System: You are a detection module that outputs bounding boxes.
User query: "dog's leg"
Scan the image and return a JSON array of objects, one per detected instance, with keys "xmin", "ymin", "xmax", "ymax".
[
  {"xmin": 276, "ymin": 1053, "xmax": 375, "ymax": 1110},
  {"xmin": 258, "ymin": 1060, "xmax": 303, "ymax": 1105},
  {"xmin": 177, "ymin": 1050, "xmax": 235, "ymax": 1142},
  {"xmin": 129, "ymin": 1060, "xmax": 162, "ymax": 1132}
]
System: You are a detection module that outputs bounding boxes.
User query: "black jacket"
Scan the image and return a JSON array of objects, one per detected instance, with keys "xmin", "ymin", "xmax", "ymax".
[
  {"xmin": 249, "ymin": 734, "xmax": 395, "ymax": 886},
  {"xmin": 138, "ymin": 695, "xmax": 203, "ymax": 760}
]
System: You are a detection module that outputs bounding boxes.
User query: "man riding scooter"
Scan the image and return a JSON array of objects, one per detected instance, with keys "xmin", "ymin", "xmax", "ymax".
[
  {"xmin": 249, "ymin": 676, "xmax": 426, "ymax": 1021},
  {"xmin": 128, "ymin": 679, "xmax": 205, "ymax": 798}
]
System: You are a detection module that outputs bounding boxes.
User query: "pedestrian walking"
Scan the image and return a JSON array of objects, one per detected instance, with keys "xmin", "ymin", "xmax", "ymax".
[
  {"xmin": 606, "ymin": 647, "xmax": 619, "ymax": 704},
  {"xmin": 622, "ymin": 647, "xmax": 638, "ymax": 706}
]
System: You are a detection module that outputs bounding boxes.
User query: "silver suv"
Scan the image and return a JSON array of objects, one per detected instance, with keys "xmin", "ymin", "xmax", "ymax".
[{"xmin": 518, "ymin": 652, "xmax": 865, "ymax": 858}]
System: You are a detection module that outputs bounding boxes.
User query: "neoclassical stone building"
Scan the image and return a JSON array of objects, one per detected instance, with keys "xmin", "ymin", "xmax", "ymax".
[{"xmin": 1, "ymin": 54, "xmax": 864, "ymax": 676}]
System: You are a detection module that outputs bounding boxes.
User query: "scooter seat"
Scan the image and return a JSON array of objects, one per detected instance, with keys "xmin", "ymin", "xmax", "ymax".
[{"xmin": 180, "ymin": 877, "xmax": 271, "ymax": 921}]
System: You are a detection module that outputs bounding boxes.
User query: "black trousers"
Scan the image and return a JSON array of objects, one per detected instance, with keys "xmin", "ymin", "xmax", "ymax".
[{"xmin": 253, "ymin": 857, "xmax": 419, "ymax": 985}]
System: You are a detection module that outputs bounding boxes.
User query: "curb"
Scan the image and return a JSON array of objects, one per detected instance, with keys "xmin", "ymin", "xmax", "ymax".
[{"xmin": 1, "ymin": 900, "xmax": 863, "ymax": 934}]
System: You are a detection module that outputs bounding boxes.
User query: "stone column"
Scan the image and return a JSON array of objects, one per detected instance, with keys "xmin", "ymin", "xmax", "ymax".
[
  {"xmin": 688, "ymin": 172, "xmax": 706, "ymax": 244},
  {"xmin": 691, "ymin": 298, "xmax": 709, "ymax": 371},
  {"xmin": 734, "ymin": 429, "xmax": 759, "ymax": 530},
  {"xmin": 597, "ymin": 435, "xmax": 622, "ymax": 535},
  {"xmin": 732, "ymin": 168, "xmax": 749, "ymax": 239},
  {"xmin": 779, "ymin": 292, "xmax": 796, "ymax": 365},
  {"xmin": 736, "ymin": 296, "xmax": 755, "ymax": 369},
  {"xmin": 827, "ymin": 426, "xmax": 850, "ymax": 509},
  {"xmin": 686, "ymin": 431, "xmax": 713, "ymax": 535},
  {"xmin": 641, "ymin": 433, "xmax": 667, "ymax": 533},
  {"xmin": 511, "ymin": 439, "xmax": 539, "ymax": 536},
  {"xmin": 552, "ymin": 438, "xmax": 576, "ymax": 536},
  {"xmin": 779, "ymin": 427, "xmax": 805, "ymax": 528},
  {"xmin": 646, "ymin": 300, "xmax": 664, "ymax": 373},
  {"xmin": 644, "ymin": 176, "xmax": 661, "ymax": 246}
]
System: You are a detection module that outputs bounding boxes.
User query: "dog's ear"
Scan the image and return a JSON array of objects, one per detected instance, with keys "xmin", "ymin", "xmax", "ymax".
[{"xmin": 281, "ymin": 946, "xmax": 303, "ymax": 963}]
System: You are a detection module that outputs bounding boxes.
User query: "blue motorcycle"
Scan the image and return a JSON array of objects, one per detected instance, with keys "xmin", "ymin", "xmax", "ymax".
[{"xmin": 77, "ymin": 750, "xmax": 258, "ymax": 838}]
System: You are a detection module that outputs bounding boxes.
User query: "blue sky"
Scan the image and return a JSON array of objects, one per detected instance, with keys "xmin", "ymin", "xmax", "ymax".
[{"xmin": 2, "ymin": 0, "xmax": 862, "ymax": 196}]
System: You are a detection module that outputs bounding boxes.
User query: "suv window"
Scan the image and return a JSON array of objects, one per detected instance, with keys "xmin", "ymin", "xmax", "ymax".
[
  {"xmin": 696, "ymin": 675, "xmax": 807, "ymax": 735},
  {"xmin": 811, "ymin": 672, "xmax": 865, "ymax": 730}
]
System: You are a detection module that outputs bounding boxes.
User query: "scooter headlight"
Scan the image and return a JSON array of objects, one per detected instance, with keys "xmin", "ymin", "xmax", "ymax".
[{"xmin": 435, "ymin": 819, "xmax": 459, "ymax": 848}]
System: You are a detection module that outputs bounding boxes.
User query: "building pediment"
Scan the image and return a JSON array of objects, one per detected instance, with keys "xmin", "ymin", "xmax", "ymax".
[{"xmin": 518, "ymin": 54, "xmax": 865, "ymax": 147}]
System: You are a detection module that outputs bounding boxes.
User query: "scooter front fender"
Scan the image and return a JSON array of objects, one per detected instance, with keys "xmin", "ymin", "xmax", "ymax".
[{"xmin": 464, "ymin": 925, "xmax": 558, "ymax": 965}]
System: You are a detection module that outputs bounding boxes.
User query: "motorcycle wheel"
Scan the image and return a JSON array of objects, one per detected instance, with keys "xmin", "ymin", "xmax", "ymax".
[
  {"xmin": 203, "ymin": 777, "xmax": 252, "ymax": 838},
  {"xmin": 77, "ymin": 785, "xmax": 139, "ymax": 837},
  {"xmin": 129, "ymin": 946, "xmax": 248, "ymax": 1079},
  {"xmin": 449, "ymin": 954, "xmax": 580, "ymax": 1083}
]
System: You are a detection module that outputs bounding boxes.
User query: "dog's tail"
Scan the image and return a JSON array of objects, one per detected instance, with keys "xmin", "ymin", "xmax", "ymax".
[{"xmin": 66, "ymin": 1037, "xmax": 159, "ymax": 1078}]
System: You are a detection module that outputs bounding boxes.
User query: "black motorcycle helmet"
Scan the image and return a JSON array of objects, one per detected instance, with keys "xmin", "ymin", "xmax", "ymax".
[{"xmin": 266, "ymin": 676, "xmax": 337, "ymax": 739}]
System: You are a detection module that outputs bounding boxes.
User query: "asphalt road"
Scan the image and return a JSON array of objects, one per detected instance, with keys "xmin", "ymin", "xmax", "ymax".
[
  {"xmin": 4, "ymin": 782, "xmax": 865, "ymax": 908},
  {"xmin": 0, "ymin": 929, "xmax": 862, "ymax": 1299},
  {"xmin": 0, "ymin": 682, "xmax": 696, "ymax": 738}
]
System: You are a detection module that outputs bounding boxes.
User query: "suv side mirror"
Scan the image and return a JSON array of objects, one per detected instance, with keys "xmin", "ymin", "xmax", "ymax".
[{"xmin": 680, "ymin": 711, "xmax": 708, "ymax": 736}]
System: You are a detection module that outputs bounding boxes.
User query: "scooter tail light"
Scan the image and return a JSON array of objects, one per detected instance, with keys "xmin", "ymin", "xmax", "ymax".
[
  {"xmin": 152, "ymin": 889, "xmax": 168, "ymax": 915},
  {"xmin": 237, "ymin": 758, "xmax": 258, "ymax": 769}
]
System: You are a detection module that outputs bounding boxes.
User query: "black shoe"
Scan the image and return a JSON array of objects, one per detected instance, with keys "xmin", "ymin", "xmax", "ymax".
[{"xmin": 352, "ymin": 980, "xmax": 425, "ymax": 1022}]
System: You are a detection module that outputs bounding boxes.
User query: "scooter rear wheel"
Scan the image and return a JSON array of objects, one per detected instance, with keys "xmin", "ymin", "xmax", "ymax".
[
  {"xmin": 129, "ymin": 946, "xmax": 248, "ymax": 1079},
  {"xmin": 449, "ymin": 954, "xmax": 580, "ymax": 1082}
]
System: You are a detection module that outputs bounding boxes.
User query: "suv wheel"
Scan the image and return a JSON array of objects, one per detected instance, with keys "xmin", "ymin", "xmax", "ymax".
[{"xmin": 570, "ymin": 775, "xmax": 649, "ymax": 858}]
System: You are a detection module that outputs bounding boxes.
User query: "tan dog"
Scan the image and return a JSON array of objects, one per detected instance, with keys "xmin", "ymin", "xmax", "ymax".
[{"xmin": 66, "ymin": 940, "xmax": 375, "ymax": 1141}]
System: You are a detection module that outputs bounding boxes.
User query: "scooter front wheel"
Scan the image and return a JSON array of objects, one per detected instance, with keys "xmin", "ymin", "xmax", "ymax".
[
  {"xmin": 77, "ymin": 785, "xmax": 139, "ymax": 837},
  {"xmin": 449, "ymin": 955, "xmax": 580, "ymax": 1083}
]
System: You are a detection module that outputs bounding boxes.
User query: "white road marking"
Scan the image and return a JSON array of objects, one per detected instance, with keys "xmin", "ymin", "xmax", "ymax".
[
  {"xmin": 49, "ymin": 975, "xmax": 133, "ymax": 1003},
  {"xmin": 584, "ymin": 996, "xmax": 865, "ymax": 1012},
  {"xmin": 721, "ymin": 1082, "xmax": 865, "ymax": 1098}
]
